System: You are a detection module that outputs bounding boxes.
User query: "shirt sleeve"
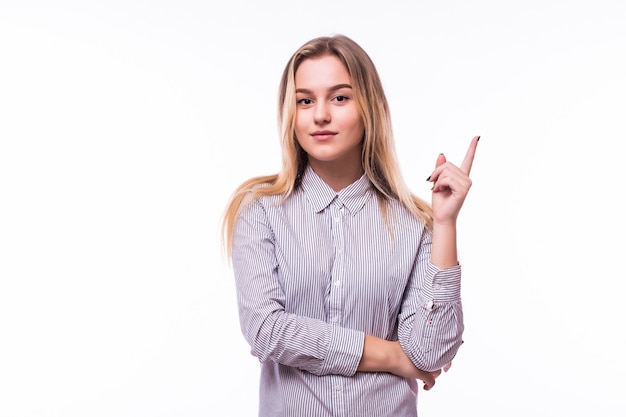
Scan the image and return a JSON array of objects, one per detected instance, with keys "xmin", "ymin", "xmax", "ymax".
[
  {"xmin": 231, "ymin": 198, "xmax": 364, "ymax": 377},
  {"xmin": 396, "ymin": 227, "xmax": 464, "ymax": 372}
]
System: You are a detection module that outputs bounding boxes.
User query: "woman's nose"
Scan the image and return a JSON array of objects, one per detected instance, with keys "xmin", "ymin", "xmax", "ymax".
[{"xmin": 314, "ymin": 102, "xmax": 330, "ymax": 125}]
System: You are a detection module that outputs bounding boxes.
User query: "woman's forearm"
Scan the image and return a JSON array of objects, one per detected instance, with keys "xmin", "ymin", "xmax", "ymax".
[
  {"xmin": 357, "ymin": 335, "xmax": 441, "ymax": 389},
  {"xmin": 357, "ymin": 335, "xmax": 431, "ymax": 379},
  {"xmin": 430, "ymin": 221, "xmax": 458, "ymax": 269}
]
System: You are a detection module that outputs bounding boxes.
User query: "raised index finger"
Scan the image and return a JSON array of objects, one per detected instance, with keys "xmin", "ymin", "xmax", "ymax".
[{"xmin": 460, "ymin": 135, "xmax": 480, "ymax": 175}]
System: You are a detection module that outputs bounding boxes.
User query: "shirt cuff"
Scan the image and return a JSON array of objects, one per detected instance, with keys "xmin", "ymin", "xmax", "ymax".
[
  {"xmin": 320, "ymin": 327, "xmax": 364, "ymax": 377},
  {"xmin": 424, "ymin": 262, "xmax": 462, "ymax": 307}
]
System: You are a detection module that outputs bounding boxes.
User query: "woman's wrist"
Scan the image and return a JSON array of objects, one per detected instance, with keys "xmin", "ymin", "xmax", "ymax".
[
  {"xmin": 431, "ymin": 221, "xmax": 459, "ymax": 269},
  {"xmin": 357, "ymin": 334, "xmax": 394, "ymax": 373}
]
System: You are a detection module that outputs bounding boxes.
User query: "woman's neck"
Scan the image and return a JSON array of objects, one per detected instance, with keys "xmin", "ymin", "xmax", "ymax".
[{"xmin": 308, "ymin": 160, "xmax": 364, "ymax": 192}]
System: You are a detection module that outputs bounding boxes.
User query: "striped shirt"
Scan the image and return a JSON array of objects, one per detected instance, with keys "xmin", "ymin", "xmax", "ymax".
[{"xmin": 232, "ymin": 165, "xmax": 464, "ymax": 417}]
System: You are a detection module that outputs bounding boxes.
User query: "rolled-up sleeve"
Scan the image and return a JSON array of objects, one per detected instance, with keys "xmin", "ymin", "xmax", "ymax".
[{"xmin": 396, "ymin": 229, "xmax": 464, "ymax": 372}]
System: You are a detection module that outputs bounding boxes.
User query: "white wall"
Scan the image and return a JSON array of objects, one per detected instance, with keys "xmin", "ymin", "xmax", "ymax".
[{"xmin": 1, "ymin": 1, "xmax": 624, "ymax": 416}]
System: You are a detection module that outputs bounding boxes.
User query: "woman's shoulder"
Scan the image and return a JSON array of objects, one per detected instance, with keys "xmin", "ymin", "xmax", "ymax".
[
  {"xmin": 239, "ymin": 181, "xmax": 290, "ymax": 212},
  {"xmin": 385, "ymin": 197, "xmax": 430, "ymax": 230}
]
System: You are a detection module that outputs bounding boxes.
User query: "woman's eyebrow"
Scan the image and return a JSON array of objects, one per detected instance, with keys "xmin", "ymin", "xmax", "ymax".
[{"xmin": 295, "ymin": 84, "xmax": 353, "ymax": 94}]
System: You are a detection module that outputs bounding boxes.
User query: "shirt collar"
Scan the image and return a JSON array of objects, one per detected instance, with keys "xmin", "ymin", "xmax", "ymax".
[{"xmin": 300, "ymin": 165, "xmax": 372, "ymax": 216}]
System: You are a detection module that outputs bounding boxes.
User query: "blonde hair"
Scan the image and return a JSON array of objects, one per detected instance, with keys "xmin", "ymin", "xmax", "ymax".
[{"xmin": 221, "ymin": 34, "xmax": 433, "ymax": 258}]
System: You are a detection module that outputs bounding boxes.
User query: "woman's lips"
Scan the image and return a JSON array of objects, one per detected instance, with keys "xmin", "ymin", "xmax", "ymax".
[{"xmin": 311, "ymin": 131, "xmax": 337, "ymax": 141}]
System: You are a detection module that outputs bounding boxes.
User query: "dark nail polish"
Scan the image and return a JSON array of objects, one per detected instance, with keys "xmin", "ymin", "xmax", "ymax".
[{"xmin": 426, "ymin": 176, "xmax": 431, "ymax": 181}]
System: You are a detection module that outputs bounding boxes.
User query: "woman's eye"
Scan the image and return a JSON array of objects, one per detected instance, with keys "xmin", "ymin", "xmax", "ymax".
[
  {"xmin": 334, "ymin": 95, "xmax": 348, "ymax": 102},
  {"xmin": 297, "ymin": 98, "xmax": 312, "ymax": 105}
]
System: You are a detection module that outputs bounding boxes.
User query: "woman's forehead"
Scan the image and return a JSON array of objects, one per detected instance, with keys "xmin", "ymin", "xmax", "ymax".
[{"xmin": 295, "ymin": 55, "xmax": 351, "ymax": 89}]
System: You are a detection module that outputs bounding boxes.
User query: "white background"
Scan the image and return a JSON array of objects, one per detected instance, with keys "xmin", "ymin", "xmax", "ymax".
[{"xmin": 1, "ymin": 1, "xmax": 625, "ymax": 416}]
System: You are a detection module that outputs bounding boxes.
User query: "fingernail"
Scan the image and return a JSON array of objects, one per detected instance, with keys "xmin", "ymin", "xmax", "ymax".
[
  {"xmin": 426, "ymin": 176, "xmax": 431, "ymax": 181},
  {"xmin": 477, "ymin": 135, "xmax": 481, "ymax": 141}
]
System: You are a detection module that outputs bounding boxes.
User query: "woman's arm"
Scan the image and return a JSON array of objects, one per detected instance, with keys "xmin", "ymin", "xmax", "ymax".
[
  {"xmin": 232, "ymin": 198, "xmax": 364, "ymax": 377},
  {"xmin": 396, "ymin": 137, "xmax": 479, "ymax": 372},
  {"xmin": 396, "ymin": 230, "xmax": 464, "ymax": 372}
]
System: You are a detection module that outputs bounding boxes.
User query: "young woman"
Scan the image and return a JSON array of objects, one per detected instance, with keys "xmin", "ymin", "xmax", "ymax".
[{"xmin": 222, "ymin": 34, "xmax": 479, "ymax": 417}]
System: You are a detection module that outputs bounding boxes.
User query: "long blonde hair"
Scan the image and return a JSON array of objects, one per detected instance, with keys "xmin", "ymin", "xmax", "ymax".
[{"xmin": 221, "ymin": 34, "xmax": 433, "ymax": 258}]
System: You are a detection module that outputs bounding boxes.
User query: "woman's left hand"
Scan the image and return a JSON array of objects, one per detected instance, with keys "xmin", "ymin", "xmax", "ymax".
[{"xmin": 428, "ymin": 136, "xmax": 479, "ymax": 224}]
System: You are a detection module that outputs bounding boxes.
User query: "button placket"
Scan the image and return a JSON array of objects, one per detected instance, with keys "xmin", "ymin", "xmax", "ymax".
[{"xmin": 328, "ymin": 200, "xmax": 345, "ymax": 325}]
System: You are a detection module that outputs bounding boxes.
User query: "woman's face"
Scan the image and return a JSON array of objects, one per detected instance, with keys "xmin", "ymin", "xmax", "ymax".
[{"xmin": 294, "ymin": 55, "xmax": 365, "ymax": 171}]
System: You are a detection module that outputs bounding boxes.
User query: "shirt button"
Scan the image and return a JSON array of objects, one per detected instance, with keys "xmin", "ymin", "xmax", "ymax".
[
  {"xmin": 334, "ymin": 217, "xmax": 340, "ymax": 223},
  {"xmin": 434, "ymin": 284, "xmax": 441, "ymax": 290},
  {"xmin": 334, "ymin": 385, "xmax": 342, "ymax": 392},
  {"xmin": 426, "ymin": 300, "xmax": 434, "ymax": 311},
  {"xmin": 334, "ymin": 280, "xmax": 341, "ymax": 287}
]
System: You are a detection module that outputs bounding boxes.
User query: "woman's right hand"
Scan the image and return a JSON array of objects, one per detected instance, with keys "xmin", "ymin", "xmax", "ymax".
[{"xmin": 358, "ymin": 336, "xmax": 446, "ymax": 390}]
